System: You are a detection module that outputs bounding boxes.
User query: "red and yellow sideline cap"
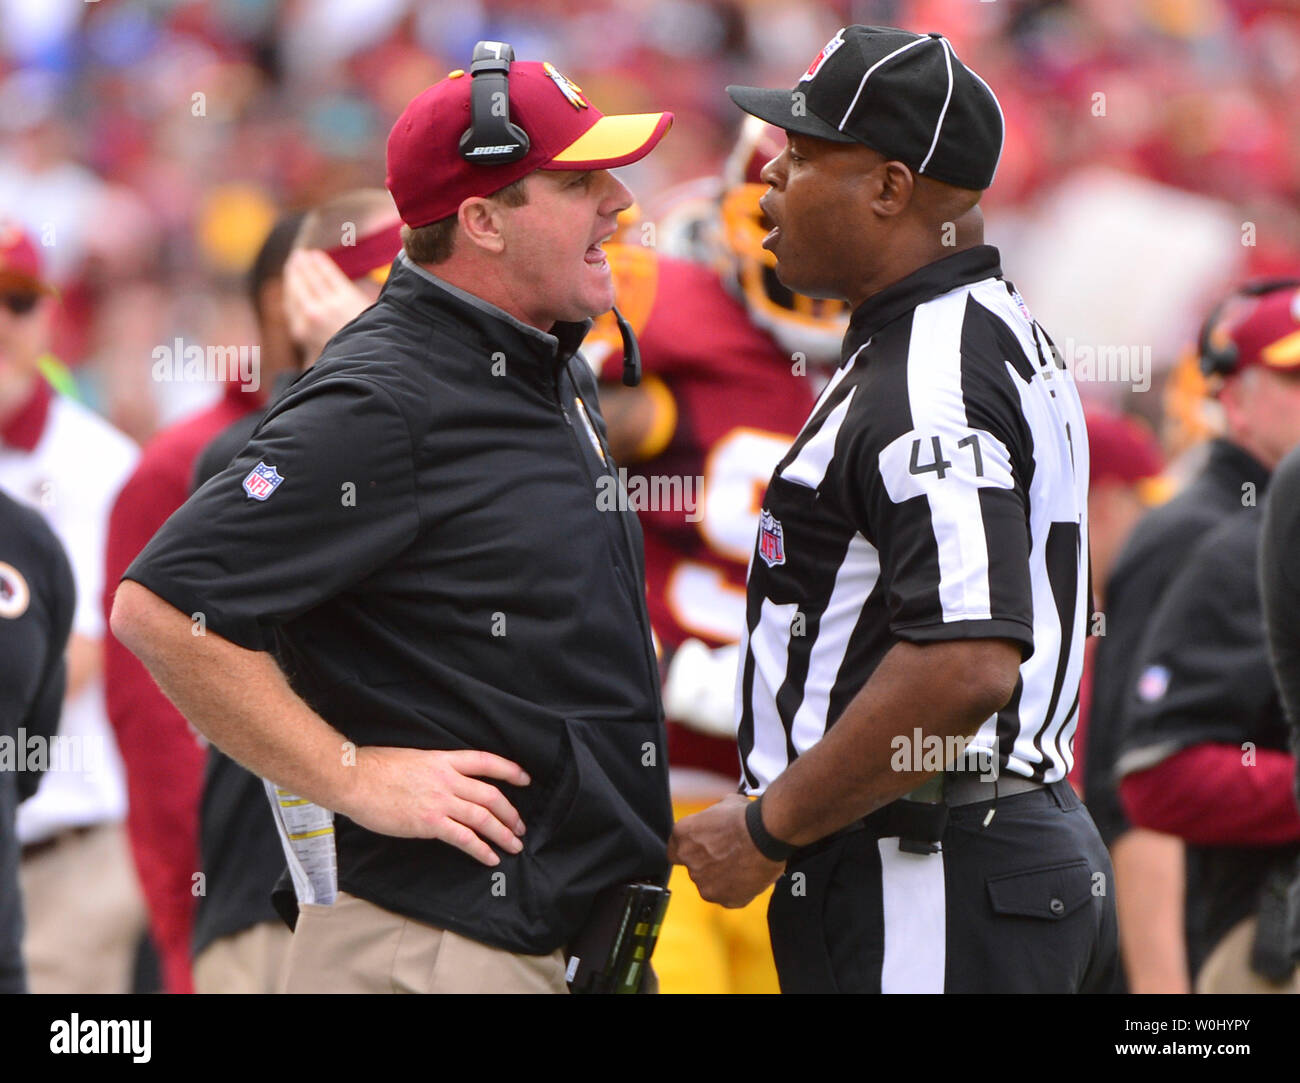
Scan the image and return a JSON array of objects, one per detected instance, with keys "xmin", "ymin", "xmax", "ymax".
[
  {"xmin": 0, "ymin": 220, "xmax": 54, "ymax": 293},
  {"xmin": 1214, "ymin": 284, "xmax": 1300, "ymax": 374},
  {"xmin": 386, "ymin": 60, "xmax": 672, "ymax": 229}
]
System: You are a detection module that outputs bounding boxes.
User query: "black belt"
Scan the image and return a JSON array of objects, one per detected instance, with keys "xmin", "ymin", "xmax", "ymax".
[
  {"xmin": 794, "ymin": 773, "xmax": 1048, "ymax": 860},
  {"xmin": 940, "ymin": 772, "xmax": 1044, "ymax": 807}
]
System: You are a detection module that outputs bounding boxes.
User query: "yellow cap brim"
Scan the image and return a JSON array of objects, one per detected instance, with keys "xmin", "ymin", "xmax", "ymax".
[
  {"xmin": 1261, "ymin": 328, "xmax": 1300, "ymax": 369},
  {"xmin": 548, "ymin": 112, "xmax": 673, "ymax": 170},
  {"xmin": 1138, "ymin": 475, "xmax": 1175, "ymax": 507}
]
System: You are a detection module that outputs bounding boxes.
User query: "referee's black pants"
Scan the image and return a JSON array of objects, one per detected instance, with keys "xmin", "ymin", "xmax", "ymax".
[{"xmin": 767, "ymin": 781, "xmax": 1119, "ymax": 993}]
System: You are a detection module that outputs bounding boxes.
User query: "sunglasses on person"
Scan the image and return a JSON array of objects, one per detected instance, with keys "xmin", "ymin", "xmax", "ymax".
[{"xmin": 0, "ymin": 292, "xmax": 40, "ymax": 316}]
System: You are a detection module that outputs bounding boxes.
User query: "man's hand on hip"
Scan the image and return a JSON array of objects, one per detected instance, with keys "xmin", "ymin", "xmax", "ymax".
[
  {"xmin": 668, "ymin": 793, "xmax": 784, "ymax": 908},
  {"xmin": 110, "ymin": 581, "xmax": 536, "ymax": 870},
  {"xmin": 343, "ymin": 747, "xmax": 531, "ymax": 867}
]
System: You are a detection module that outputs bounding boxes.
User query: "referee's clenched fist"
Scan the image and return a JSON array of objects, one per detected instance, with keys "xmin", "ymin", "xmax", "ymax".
[{"xmin": 673, "ymin": 25, "xmax": 1118, "ymax": 994}]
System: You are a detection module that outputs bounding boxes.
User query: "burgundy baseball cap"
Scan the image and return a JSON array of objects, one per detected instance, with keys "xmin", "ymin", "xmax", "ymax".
[
  {"xmin": 1085, "ymin": 410, "xmax": 1165, "ymax": 499},
  {"xmin": 0, "ymin": 220, "xmax": 53, "ymax": 293},
  {"xmin": 387, "ymin": 59, "xmax": 673, "ymax": 229},
  {"xmin": 1211, "ymin": 284, "xmax": 1300, "ymax": 375}
]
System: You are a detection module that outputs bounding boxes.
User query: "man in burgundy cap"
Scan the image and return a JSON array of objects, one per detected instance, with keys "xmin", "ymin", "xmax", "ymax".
[{"xmin": 113, "ymin": 47, "xmax": 675, "ymax": 993}]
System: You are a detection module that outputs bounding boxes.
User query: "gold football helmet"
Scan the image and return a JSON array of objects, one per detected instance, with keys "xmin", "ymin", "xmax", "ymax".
[{"xmin": 716, "ymin": 116, "xmax": 848, "ymax": 364}]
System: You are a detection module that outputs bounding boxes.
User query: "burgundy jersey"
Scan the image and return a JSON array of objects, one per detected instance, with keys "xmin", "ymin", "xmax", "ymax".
[{"xmin": 590, "ymin": 246, "xmax": 816, "ymax": 778}]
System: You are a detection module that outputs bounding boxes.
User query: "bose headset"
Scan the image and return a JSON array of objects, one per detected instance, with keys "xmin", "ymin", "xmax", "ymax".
[
  {"xmin": 1197, "ymin": 277, "xmax": 1300, "ymax": 377},
  {"xmin": 458, "ymin": 40, "xmax": 642, "ymax": 387}
]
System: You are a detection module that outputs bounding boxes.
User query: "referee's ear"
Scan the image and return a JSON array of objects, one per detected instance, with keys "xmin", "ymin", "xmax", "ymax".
[{"xmin": 867, "ymin": 159, "xmax": 915, "ymax": 220}]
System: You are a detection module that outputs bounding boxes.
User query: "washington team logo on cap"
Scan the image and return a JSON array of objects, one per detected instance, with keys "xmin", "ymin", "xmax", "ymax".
[
  {"xmin": 243, "ymin": 461, "xmax": 284, "ymax": 501},
  {"xmin": 801, "ymin": 27, "xmax": 845, "ymax": 82},
  {"xmin": 544, "ymin": 62, "xmax": 588, "ymax": 110},
  {"xmin": 758, "ymin": 509, "xmax": 786, "ymax": 568}
]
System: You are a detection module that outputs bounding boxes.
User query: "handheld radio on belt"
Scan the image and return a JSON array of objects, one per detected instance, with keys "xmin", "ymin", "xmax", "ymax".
[
  {"xmin": 565, "ymin": 881, "xmax": 671, "ymax": 994},
  {"xmin": 457, "ymin": 39, "xmax": 642, "ymax": 388}
]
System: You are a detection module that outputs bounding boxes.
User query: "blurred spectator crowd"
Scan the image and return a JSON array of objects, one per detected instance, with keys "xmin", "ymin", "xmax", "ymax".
[{"xmin": 2, "ymin": 0, "xmax": 1300, "ymax": 441}]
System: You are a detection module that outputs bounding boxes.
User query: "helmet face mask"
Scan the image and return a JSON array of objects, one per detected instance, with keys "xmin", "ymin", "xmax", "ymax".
[
  {"xmin": 717, "ymin": 121, "xmax": 848, "ymax": 364},
  {"xmin": 718, "ymin": 180, "xmax": 848, "ymax": 362}
]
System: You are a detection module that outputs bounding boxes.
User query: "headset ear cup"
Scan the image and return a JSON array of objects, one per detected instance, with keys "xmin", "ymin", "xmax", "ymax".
[
  {"xmin": 1206, "ymin": 341, "xmax": 1237, "ymax": 377},
  {"xmin": 1197, "ymin": 309, "xmax": 1236, "ymax": 376},
  {"xmin": 458, "ymin": 42, "xmax": 531, "ymax": 165}
]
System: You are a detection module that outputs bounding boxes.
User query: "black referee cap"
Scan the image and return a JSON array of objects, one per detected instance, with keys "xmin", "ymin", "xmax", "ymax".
[{"xmin": 727, "ymin": 25, "xmax": 1004, "ymax": 191}]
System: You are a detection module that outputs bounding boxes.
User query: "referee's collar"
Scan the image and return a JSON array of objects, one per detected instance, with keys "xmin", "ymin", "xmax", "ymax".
[{"xmin": 842, "ymin": 244, "xmax": 1003, "ymax": 362}]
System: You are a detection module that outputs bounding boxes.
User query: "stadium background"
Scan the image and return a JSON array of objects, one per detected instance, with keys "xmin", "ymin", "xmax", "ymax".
[{"xmin": 3, "ymin": 0, "xmax": 1298, "ymax": 445}]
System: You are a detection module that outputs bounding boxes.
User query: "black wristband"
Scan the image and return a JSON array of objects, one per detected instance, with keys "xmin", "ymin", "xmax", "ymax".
[{"xmin": 745, "ymin": 795, "xmax": 796, "ymax": 862}]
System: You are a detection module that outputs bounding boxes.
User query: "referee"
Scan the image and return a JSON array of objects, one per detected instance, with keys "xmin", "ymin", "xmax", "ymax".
[{"xmin": 670, "ymin": 25, "xmax": 1118, "ymax": 993}]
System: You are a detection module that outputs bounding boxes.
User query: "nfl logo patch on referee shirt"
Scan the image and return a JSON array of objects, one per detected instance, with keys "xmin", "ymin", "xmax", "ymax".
[
  {"xmin": 243, "ymin": 461, "xmax": 283, "ymax": 501},
  {"xmin": 758, "ymin": 509, "xmax": 786, "ymax": 568}
]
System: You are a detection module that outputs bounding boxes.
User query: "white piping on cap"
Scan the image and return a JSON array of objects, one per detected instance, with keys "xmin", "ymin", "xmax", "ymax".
[
  {"xmin": 837, "ymin": 32, "xmax": 932, "ymax": 131},
  {"xmin": 964, "ymin": 62, "xmax": 1006, "ymax": 184},
  {"xmin": 917, "ymin": 36, "xmax": 955, "ymax": 174}
]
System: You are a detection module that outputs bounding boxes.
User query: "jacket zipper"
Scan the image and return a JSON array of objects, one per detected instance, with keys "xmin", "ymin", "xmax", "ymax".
[{"xmin": 552, "ymin": 362, "xmax": 664, "ymax": 714}]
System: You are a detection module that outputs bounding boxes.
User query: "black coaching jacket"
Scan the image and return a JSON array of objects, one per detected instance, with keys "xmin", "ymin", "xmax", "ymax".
[{"xmin": 126, "ymin": 253, "xmax": 672, "ymax": 954}]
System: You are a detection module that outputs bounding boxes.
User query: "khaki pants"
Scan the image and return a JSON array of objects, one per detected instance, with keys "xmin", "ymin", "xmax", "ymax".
[
  {"xmin": 1195, "ymin": 916, "xmax": 1298, "ymax": 994},
  {"xmin": 19, "ymin": 822, "xmax": 147, "ymax": 994},
  {"xmin": 281, "ymin": 891, "xmax": 571, "ymax": 994},
  {"xmin": 193, "ymin": 920, "xmax": 293, "ymax": 994}
]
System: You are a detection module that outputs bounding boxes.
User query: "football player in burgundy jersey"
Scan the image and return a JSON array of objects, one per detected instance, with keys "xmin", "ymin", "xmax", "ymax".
[{"xmin": 583, "ymin": 120, "xmax": 846, "ymax": 993}]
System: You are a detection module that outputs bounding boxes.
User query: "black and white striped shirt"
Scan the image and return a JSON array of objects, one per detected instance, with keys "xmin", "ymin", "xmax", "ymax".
[{"xmin": 738, "ymin": 245, "xmax": 1089, "ymax": 791}]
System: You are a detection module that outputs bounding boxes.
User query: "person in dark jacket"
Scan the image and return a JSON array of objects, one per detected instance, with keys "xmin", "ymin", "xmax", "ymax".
[
  {"xmin": 0, "ymin": 487, "xmax": 74, "ymax": 992},
  {"xmin": 1259, "ymin": 442, "xmax": 1300, "ymax": 989},
  {"xmin": 1116, "ymin": 281, "xmax": 1300, "ymax": 992},
  {"xmin": 111, "ymin": 47, "xmax": 675, "ymax": 993}
]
